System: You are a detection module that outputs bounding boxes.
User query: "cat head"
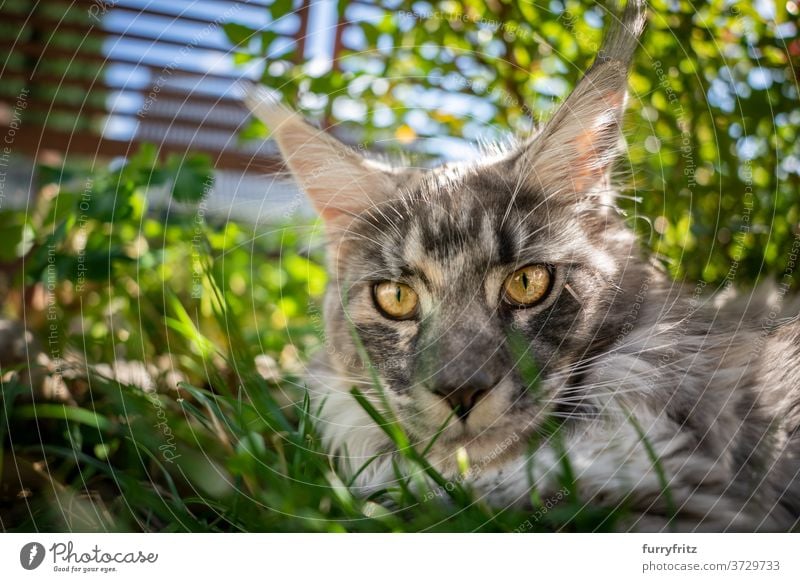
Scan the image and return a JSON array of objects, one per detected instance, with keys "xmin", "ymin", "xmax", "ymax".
[{"xmin": 247, "ymin": 1, "xmax": 648, "ymax": 456}]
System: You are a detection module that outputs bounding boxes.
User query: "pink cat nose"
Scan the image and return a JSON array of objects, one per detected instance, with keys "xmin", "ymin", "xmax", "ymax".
[{"xmin": 432, "ymin": 370, "xmax": 495, "ymax": 421}]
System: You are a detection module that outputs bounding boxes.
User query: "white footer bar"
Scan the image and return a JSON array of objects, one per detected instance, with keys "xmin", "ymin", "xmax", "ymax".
[{"xmin": 1, "ymin": 533, "xmax": 797, "ymax": 581}]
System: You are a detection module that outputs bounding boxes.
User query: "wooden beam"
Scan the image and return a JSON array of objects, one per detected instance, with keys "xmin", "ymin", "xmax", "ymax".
[
  {"xmin": 2, "ymin": 123, "xmax": 282, "ymax": 174},
  {"xmin": 15, "ymin": 100, "xmax": 250, "ymax": 133},
  {"xmin": 0, "ymin": 70, "xmax": 244, "ymax": 109},
  {"xmin": 0, "ymin": 41, "xmax": 251, "ymax": 83},
  {"xmin": 2, "ymin": 11, "xmax": 233, "ymax": 55},
  {"xmin": 295, "ymin": 0, "xmax": 311, "ymax": 62}
]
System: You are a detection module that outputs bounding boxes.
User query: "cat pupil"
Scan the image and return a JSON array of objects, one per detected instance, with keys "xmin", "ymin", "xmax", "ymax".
[
  {"xmin": 395, "ymin": 286, "xmax": 402, "ymax": 303},
  {"xmin": 521, "ymin": 273, "xmax": 529, "ymax": 290}
]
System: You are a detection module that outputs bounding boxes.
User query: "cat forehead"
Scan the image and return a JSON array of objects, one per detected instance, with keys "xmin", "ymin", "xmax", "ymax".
[
  {"xmin": 368, "ymin": 170, "xmax": 532, "ymax": 251},
  {"xmin": 345, "ymin": 168, "xmax": 587, "ymax": 280}
]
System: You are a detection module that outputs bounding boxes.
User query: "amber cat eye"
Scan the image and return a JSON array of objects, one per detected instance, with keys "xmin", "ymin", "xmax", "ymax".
[
  {"xmin": 502, "ymin": 264, "xmax": 552, "ymax": 307},
  {"xmin": 373, "ymin": 281, "xmax": 419, "ymax": 320}
]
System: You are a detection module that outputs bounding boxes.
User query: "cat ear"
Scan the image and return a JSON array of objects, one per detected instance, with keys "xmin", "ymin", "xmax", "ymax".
[
  {"xmin": 512, "ymin": 0, "xmax": 646, "ymax": 197},
  {"xmin": 245, "ymin": 86, "xmax": 399, "ymax": 226}
]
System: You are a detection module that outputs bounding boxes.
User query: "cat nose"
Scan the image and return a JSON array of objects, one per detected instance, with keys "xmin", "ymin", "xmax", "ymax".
[{"xmin": 432, "ymin": 370, "xmax": 496, "ymax": 421}]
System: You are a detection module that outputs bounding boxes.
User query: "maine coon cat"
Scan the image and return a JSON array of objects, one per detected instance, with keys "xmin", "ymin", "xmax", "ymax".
[{"xmin": 246, "ymin": 0, "xmax": 800, "ymax": 531}]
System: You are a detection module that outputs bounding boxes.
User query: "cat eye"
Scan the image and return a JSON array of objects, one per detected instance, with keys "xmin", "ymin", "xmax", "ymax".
[
  {"xmin": 373, "ymin": 281, "xmax": 419, "ymax": 320},
  {"xmin": 502, "ymin": 264, "xmax": 552, "ymax": 307}
]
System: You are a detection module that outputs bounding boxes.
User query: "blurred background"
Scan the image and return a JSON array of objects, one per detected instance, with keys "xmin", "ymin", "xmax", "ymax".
[{"xmin": 0, "ymin": 0, "xmax": 798, "ymax": 532}]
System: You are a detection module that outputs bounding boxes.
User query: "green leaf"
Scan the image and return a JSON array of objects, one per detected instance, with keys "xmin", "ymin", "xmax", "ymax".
[
  {"xmin": 223, "ymin": 22, "xmax": 254, "ymax": 47},
  {"xmin": 166, "ymin": 154, "xmax": 214, "ymax": 203},
  {"xmin": 271, "ymin": 0, "xmax": 294, "ymax": 17}
]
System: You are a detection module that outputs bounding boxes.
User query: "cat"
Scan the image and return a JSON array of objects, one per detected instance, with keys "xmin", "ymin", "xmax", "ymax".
[{"xmin": 245, "ymin": 0, "xmax": 800, "ymax": 532}]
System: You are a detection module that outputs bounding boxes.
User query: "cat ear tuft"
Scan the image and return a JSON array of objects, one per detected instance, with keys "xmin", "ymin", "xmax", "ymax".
[
  {"xmin": 513, "ymin": 0, "xmax": 647, "ymax": 197},
  {"xmin": 244, "ymin": 84, "xmax": 398, "ymax": 225}
]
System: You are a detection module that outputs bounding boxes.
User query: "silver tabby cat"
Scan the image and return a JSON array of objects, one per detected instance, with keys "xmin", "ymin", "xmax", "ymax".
[{"xmin": 246, "ymin": 0, "xmax": 800, "ymax": 531}]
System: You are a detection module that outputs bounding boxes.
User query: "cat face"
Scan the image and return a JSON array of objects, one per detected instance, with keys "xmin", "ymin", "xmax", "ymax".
[
  {"xmin": 321, "ymin": 163, "xmax": 642, "ymax": 446},
  {"xmin": 246, "ymin": 1, "xmax": 647, "ymax": 456}
]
